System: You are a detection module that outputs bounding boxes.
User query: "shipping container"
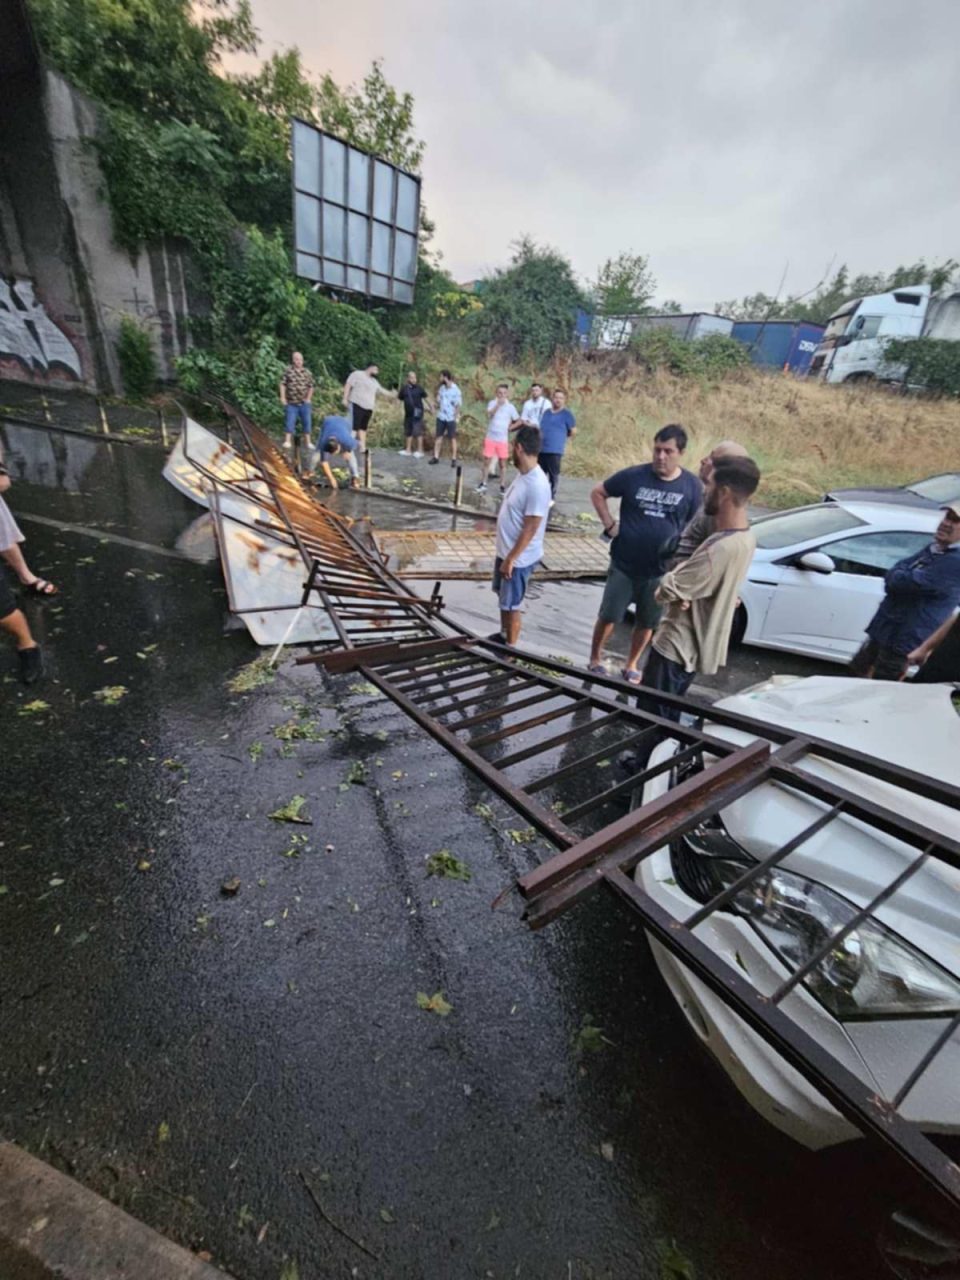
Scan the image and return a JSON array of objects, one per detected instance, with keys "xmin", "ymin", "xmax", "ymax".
[
  {"xmin": 731, "ymin": 320, "xmax": 825, "ymax": 374},
  {"xmin": 593, "ymin": 311, "xmax": 732, "ymax": 349}
]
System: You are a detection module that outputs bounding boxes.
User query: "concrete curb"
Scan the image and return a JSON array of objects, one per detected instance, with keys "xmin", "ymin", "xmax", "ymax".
[{"xmin": 0, "ymin": 1142, "xmax": 233, "ymax": 1280}]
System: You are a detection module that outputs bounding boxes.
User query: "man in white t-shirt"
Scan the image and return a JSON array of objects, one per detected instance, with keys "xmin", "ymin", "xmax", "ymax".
[
  {"xmin": 519, "ymin": 381, "xmax": 549, "ymax": 427},
  {"xmin": 477, "ymin": 383, "xmax": 519, "ymax": 494},
  {"xmin": 490, "ymin": 424, "xmax": 552, "ymax": 647},
  {"xmin": 342, "ymin": 363, "xmax": 392, "ymax": 453}
]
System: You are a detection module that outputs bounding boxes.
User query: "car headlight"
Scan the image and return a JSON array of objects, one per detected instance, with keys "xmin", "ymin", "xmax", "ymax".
[{"xmin": 671, "ymin": 822, "xmax": 960, "ymax": 1022}]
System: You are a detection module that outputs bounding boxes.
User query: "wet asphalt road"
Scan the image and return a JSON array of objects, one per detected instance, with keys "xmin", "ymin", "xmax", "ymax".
[{"xmin": 0, "ymin": 420, "xmax": 901, "ymax": 1280}]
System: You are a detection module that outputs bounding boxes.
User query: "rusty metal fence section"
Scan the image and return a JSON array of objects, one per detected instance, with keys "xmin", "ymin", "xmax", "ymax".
[
  {"xmin": 218, "ymin": 403, "xmax": 960, "ymax": 1215},
  {"xmin": 374, "ymin": 529, "xmax": 610, "ymax": 580}
]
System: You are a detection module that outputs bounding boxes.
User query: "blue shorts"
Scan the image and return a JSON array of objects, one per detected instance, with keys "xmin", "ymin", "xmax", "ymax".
[
  {"xmin": 492, "ymin": 557, "xmax": 536, "ymax": 611},
  {"xmin": 284, "ymin": 403, "xmax": 313, "ymax": 436}
]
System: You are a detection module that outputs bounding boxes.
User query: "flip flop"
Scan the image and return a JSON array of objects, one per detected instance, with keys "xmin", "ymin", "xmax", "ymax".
[
  {"xmin": 586, "ymin": 663, "xmax": 608, "ymax": 677},
  {"xmin": 620, "ymin": 667, "xmax": 643, "ymax": 685},
  {"xmin": 23, "ymin": 579, "xmax": 58, "ymax": 597}
]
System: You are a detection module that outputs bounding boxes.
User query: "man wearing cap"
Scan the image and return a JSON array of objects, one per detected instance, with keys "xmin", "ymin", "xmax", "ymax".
[{"xmin": 850, "ymin": 500, "xmax": 960, "ymax": 680}]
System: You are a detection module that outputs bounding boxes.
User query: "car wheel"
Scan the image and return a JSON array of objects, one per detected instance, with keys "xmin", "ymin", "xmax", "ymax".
[{"xmin": 730, "ymin": 603, "xmax": 747, "ymax": 647}]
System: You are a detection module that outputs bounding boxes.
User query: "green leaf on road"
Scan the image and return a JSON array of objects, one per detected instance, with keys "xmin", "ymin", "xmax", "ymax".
[
  {"xmin": 268, "ymin": 795, "xmax": 311, "ymax": 824},
  {"xmin": 18, "ymin": 699, "xmax": 51, "ymax": 717},
  {"xmin": 157, "ymin": 1120, "xmax": 170, "ymax": 1144},
  {"xmin": 227, "ymin": 656, "xmax": 276, "ymax": 693},
  {"xmin": 93, "ymin": 685, "xmax": 128, "ymax": 705},
  {"xmin": 658, "ymin": 1238, "xmax": 696, "ymax": 1279},
  {"xmin": 425, "ymin": 850, "xmax": 471, "ymax": 881},
  {"xmin": 416, "ymin": 991, "xmax": 453, "ymax": 1017}
]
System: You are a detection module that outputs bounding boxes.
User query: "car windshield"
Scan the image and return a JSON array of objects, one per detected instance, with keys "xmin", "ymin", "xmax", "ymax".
[
  {"xmin": 907, "ymin": 474, "xmax": 960, "ymax": 503},
  {"xmin": 752, "ymin": 505, "xmax": 865, "ymax": 550}
]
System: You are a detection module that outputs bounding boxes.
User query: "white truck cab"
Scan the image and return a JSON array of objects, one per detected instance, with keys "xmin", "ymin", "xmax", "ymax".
[{"xmin": 809, "ymin": 284, "xmax": 930, "ymax": 384}]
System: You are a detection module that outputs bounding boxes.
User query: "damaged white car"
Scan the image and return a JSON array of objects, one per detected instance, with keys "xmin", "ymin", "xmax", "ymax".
[{"xmin": 637, "ymin": 676, "xmax": 960, "ymax": 1150}]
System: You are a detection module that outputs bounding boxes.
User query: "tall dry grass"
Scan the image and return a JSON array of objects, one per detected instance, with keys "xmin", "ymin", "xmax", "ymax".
[{"xmin": 392, "ymin": 333, "xmax": 960, "ymax": 508}]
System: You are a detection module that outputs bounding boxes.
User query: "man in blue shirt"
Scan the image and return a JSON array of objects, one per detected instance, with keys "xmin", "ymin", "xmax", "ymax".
[
  {"xmin": 313, "ymin": 415, "xmax": 360, "ymax": 490},
  {"xmin": 587, "ymin": 424, "xmax": 702, "ymax": 682},
  {"xmin": 850, "ymin": 501, "xmax": 960, "ymax": 680},
  {"xmin": 535, "ymin": 388, "xmax": 576, "ymax": 500},
  {"xmin": 429, "ymin": 370, "xmax": 463, "ymax": 466}
]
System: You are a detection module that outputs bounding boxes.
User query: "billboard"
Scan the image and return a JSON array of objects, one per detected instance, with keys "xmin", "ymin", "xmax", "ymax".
[{"xmin": 291, "ymin": 118, "xmax": 421, "ymax": 305}]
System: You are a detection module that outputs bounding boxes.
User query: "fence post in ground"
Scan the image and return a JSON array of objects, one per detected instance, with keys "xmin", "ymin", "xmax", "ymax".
[
  {"xmin": 363, "ymin": 448, "xmax": 372, "ymax": 489},
  {"xmin": 96, "ymin": 398, "xmax": 110, "ymax": 435},
  {"xmin": 158, "ymin": 406, "xmax": 168, "ymax": 447},
  {"xmin": 453, "ymin": 464, "xmax": 463, "ymax": 507}
]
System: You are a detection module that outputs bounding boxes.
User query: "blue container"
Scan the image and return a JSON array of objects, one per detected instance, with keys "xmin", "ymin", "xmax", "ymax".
[{"xmin": 731, "ymin": 320, "xmax": 825, "ymax": 373}]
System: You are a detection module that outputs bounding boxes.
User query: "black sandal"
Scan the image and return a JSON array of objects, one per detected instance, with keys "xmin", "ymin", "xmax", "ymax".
[{"xmin": 23, "ymin": 579, "xmax": 58, "ymax": 597}]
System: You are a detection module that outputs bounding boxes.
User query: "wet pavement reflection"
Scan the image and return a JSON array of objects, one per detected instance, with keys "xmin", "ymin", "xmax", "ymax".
[{"xmin": 1, "ymin": 421, "xmax": 899, "ymax": 1280}]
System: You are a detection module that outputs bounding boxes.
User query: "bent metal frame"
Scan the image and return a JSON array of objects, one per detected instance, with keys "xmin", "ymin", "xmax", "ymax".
[{"xmin": 221, "ymin": 406, "xmax": 960, "ymax": 1215}]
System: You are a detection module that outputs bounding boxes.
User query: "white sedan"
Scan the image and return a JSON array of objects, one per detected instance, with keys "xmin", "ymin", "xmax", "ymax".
[
  {"xmin": 738, "ymin": 501, "xmax": 940, "ymax": 662},
  {"xmin": 637, "ymin": 676, "xmax": 960, "ymax": 1150}
]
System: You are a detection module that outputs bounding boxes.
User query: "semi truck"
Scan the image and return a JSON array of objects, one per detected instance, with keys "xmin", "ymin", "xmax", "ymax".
[{"xmin": 809, "ymin": 283, "xmax": 960, "ymax": 384}]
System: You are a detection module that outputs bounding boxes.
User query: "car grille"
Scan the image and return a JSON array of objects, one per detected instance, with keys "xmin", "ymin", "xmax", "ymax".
[{"xmin": 670, "ymin": 836, "xmax": 720, "ymax": 903}]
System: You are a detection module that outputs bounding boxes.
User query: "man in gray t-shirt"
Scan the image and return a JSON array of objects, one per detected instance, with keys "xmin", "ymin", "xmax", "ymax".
[{"xmin": 491, "ymin": 425, "xmax": 551, "ymax": 647}]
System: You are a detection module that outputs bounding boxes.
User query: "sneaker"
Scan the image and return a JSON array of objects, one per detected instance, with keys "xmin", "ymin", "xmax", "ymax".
[
  {"xmin": 549, "ymin": 499, "xmax": 556, "ymax": 508},
  {"xmin": 281, "ymin": 437, "xmax": 292, "ymax": 450},
  {"xmin": 18, "ymin": 644, "xmax": 43, "ymax": 685},
  {"xmin": 475, "ymin": 482, "xmax": 487, "ymax": 493},
  {"xmin": 428, "ymin": 457, "xmax": 439, "ymax": 465},
  {"xmin": 398, "ymin": 449, "xmax": 409, "ymax": 456},
  {"xmin": 414, "ymin": 451, "xmax": 424, "ymax": 459}
]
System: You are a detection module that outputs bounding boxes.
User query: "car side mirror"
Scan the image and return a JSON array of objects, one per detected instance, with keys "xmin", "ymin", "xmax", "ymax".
[{"xmin": 798, "ymin": 551, "xmax": 836, "ymax": 574}]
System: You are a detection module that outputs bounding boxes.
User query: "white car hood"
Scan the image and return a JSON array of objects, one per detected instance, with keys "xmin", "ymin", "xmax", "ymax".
[{"xmin": 705, "ymin": 677, "xmax": 960, "ymax": 978}]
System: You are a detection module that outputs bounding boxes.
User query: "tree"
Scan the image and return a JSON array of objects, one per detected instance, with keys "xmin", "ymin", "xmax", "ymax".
[
  {"xmin": 468, "ymin": 236, "xmax": 586, "ymax": 362},
  {"xmin": 658, "ymin": 299, "xmax": 684, "ymax": 314},
  {"xmin": 316, "ymin": 59, "xmax": 424, "ymax": 174},
  {"xmin": 717, "ymin": 259, "xmax": 960, "ymax": 324},
  {"xmin": 593, "ymin": 251, "xmax": 656, "ymax": 316}
]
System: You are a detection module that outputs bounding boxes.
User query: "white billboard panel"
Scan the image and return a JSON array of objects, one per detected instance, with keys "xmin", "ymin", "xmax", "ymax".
[{"xmin": 292, "ymin": 118, "xmax": 420, "ymax": 305}]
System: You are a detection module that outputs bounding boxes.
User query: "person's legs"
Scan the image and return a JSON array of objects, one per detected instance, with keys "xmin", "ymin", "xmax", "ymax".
[
  {"xmin": 400, "ymin": 416, "xmax": 414, "ymax": 455},
  {"xmin": 872, "ymin": 647, "xmax": 909, "ymax": 681},
  {"xmin": 590, "ymin": 563, "xmax": 633, "ymax": 668},
  {"xmin": 849, "ymin": 640, "xmax": 878, "ymax": 678},
  {"xmin": 1, "ymin": 576, "xmax": 42, "ymax": 683},
  {"xmin": 352, "ymin": 405, "xmax": 371, "ymax": 452},
  {"xmin": 539, "ymin": 453, "xmax": 560, "ymax": 498},
  {"xmin": 299, "ymin": 402, "xmax": 313, "ymax": 448},
  {"xmin": 497, "ymin": 443, "xmax": 508, "ymax": 489},
  {"xmin": 477, "ymin": 438, "xmax": 495, "ymax": 489},
  {"xmin": 2, "ymin": 541, "xmax": 41, "ymax": 589},
  {"xmin": 623, "ymin": 578, "xmax": 662, "ymax": 679},
  {"xmin": 449, "ymin": 424, "xmax": 458, "ymax": 463},
  {"xmin": 343, "ymin": 450, "xmax": 359, "ymax": 480},
  {"xmin": 411, "ymin": 418, "xmax": 424, "ymax": 457},
  {"xmin": 283, "ymin": 403, "xmax": 298, "ymax": 445},
  {"xmin": 496, "ymin": 563, "xmax": 533, "ymax": 645}
]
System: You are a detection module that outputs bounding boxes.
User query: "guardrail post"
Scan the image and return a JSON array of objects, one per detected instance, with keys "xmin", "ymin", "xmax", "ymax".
[
  {"xmin": 97, "ymin": 398, "xmax": 111, "ymax": 435},
  {"xmin": 363, "ymin": 448, "xmax": 372, "ymax": 489},
  {"xmin": 453, "ymin": 464, "xmax": 463, "ymax": 507},
  {"xmin": 158, "ymin": 406, "xmax": 168, "ymax": 447}
]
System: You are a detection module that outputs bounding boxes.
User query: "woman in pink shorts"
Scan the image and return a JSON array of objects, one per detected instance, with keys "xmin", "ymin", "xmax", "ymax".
[{"xmin": 476, "ymin": 383, "xmax": 519, "ymax": 494}]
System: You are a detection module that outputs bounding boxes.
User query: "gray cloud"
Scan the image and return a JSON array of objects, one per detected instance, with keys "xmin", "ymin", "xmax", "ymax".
[{"xmin": 243, "ymin": 0, "xmax": 960, "ymax": 309}]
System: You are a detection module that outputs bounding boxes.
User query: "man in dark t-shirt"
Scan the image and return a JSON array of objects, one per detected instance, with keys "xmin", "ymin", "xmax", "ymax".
[
  {"xmin": 397, "ymin": 370, "xmax": 432, "ymax": 458},
  {"xmin": 588, "ymin": 424, "xmax": 702, "ymax": 682}
]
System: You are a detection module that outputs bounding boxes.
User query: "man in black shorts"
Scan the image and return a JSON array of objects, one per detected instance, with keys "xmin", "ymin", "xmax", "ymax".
[
  {"xmin": 342, "ymin": 362, "xmax": 391, "ymax": 452},
  {"xmin": 429, "ymin": 370, "xmax": 462, "ymax": 466},
  {"xmin": 397, "ymin": 370, "xmax": 432, "ymax": 458}
]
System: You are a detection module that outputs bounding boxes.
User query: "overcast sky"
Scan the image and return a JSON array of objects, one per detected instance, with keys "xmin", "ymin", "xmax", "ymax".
[{"xmin": 234, "ymin": 0, "xmax": 960, "ymax": 310}]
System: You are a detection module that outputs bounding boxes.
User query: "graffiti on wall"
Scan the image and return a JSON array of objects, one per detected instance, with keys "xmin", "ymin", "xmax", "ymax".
[{"xmin": 0, "ymin": 278, "xmax": 83, "ymax": 379}]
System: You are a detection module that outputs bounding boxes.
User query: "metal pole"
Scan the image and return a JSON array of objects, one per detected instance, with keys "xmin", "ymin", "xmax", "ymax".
[
  {"xmin": 363, "ymin": 448, "xmax": 372, "ymax": 489},
  {"xmin": 97, "ymin": 398, "xmax": 110, "ymax": 435},
  {"xmin": 453, "ymin": 464, "xmax": 463, "ymax": 507},
  {"xmin": 40, "ymin": 394, "xmax": 51, "ymax": 424},
  {"xmin": 158, "ymin": 406, "xmax": 168, "ymax": 447}
]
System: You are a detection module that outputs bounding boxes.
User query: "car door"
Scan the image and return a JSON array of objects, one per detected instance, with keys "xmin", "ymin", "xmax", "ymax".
[{"xmin": 758, "ymin": 531, "xmax": 931, "ymax": 660}]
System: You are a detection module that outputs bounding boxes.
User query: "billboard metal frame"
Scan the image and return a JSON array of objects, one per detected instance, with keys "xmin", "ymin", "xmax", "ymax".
[{"xmin": 290, "ymin": 116, "xmax": 421, "ymax": 305}]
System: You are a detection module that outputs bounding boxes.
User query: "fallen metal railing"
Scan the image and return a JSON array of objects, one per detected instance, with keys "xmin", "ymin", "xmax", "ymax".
[{"xmin": 222, "ymin": 403, "xmax": 960, "ymax": 1215}]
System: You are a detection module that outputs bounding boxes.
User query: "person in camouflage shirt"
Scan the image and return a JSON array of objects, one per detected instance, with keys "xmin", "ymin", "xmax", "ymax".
[{"xmin": 279, "ymin": 352, "xmax": 315, "ymax": 450}]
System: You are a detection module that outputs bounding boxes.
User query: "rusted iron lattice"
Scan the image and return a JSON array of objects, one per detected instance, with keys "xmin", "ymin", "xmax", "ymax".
[{"xmin": 223, "ymin": 406, "xmax": 960, "ymax": 1214}]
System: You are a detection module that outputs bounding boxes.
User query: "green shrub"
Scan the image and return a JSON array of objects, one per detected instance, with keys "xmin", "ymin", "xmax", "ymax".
[
  {"xmin": 884, "ymin": 337, "xmax": 960, "ymax": 395},
  {"xmin": 177, "ymin": 335, "xmax": 288, "ymax": 427},
  {"xmin": 630, "ymin": 328, "xmax": 749, "ymax": 378},
  {"xmin": 115, "ymin": 317, "xmax": 157, "ymax": 398},
  {"xmin": 296, "ymin": 292, "xmax": 405, "ymax": 385}
]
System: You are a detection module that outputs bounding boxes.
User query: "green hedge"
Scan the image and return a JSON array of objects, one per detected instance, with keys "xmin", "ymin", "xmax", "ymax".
[{"xmin": 297, "ymin": 293, "xmax": 405, "ymax": 386}]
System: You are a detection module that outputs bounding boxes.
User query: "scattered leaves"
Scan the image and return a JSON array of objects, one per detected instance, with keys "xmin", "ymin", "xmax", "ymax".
[
  {"xmin": 93, "ymin": 685, "xmax": 128, "ymax": 705},
  {"xmin": 573, "ymin": 1014, "xmax": 612, "ymax": 1055},
  {"xmin": 416, "ymin": 991, "xmax": 453, "ymax": 1017},
  {"xmin": 473, "ymin": 802, "xmax": 495, "ymax": 821},
  {"xmin": 273, "ymin": 718, "xmax": 325, "ymax": 742},
  {"xmin": 658, "ymin": 1238, "xmax": 696, "ymax": 1280},
  {"xmin": 378, "ymin": 1208, "xmax": 395, "ymax": 1224},
  {"xmin": 226, "ymin": 656, "xmax": 276, "ymax": 694},
  {"xmin": 344, "ymin": 760, "xmax": 367, "ymax": 786},
  {"xmin": 279, "ymin": 1261, "xmax": 300, "ymax": 1280},
  {"xmin": 425, "ymin": 850, "xmax": 471, "ymax": 881},
  {"xmin": 348, "ymin": 681, "xmax": 380, "ymax": 696},
  {"xmin": 157, "ymin": 1121, "xmax": 170, "ymax": 1144},
  {"xmin": 247, "ymin": 741, "xmax": 264, "ymax": 762},
  {"xmin": 505, "ymin": 826, "xmax": 536, "ymax": 844},
  {"xmin": 18, "ymin": 699, "xmax": 51, "ymax": 717},
  {"xmin": 268, "ymin": 796, "xmax": 311, "ymax": 824},
  {"xmin": 600, "ymin": 1141, "xmax": 615, "ymax": 1162}
]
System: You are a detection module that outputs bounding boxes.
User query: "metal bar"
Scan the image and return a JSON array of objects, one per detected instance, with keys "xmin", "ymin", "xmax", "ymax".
[
  {"xmin": 297, "ymin": 636, "xmax": 470, "ymax": 673},
  {"xmin": 452, "ymin": 687, "xmax": 564, "ymax": 731},
  {"xmin": 419, "ymin": 674, "xmax": 539, "ymax": 717},
  {"xmin": 683, "ymin": 802, "xmax": 846, "ymax": 930},
  {"xmin": 603, "ymin": 867, "xmax": 960, "ymax": 1214},
  {"xmin": 467, "ymin": 700, "xmax": 580, "ymax": 750},
  {"xmin": 525, "ymin": 726, "xmax": 661, "ymax": 793},
  {"xmin": 771, "ymin": 845, "xmax": 933, "ymax": 1005},
  {"xmin": 518, "ymin": 741, "xmax": 771, "ymax": 906},
  {"xmin": 559, "ymin": 744, "xmax": 702, "ymax": 825},
  {"xmin": 387, "ymin": 657, "xmax": 489, "ymax": 690},
  {"xmin": 361, "ymin": 665, "xmax": 576, "ymax": 849},
  {"xmin": 894, "ymin": 1009, "xmax": 960, "ymax": 1108},
  {"xmin": 496, "ymin": 711, "xmax": 625, "ymax": 769}
]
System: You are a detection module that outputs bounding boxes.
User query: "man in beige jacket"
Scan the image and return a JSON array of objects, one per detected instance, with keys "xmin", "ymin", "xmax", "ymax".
[{"xmin": 640, "ymin": 454, "xmax": 761, "ymax": 722}]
